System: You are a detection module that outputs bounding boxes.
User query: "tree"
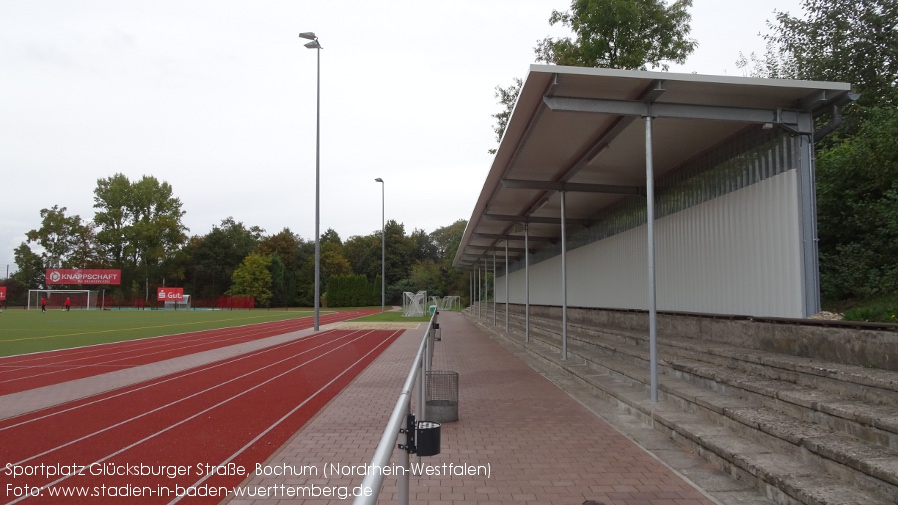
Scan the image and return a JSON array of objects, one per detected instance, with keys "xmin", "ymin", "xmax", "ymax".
[
  {"xmin": 320, "ymin": 241, "xmax": 352, "ymax": 286},
  {"xmin": 13, "ymin": 243, "xmax": 44, "ymax": 288},
  {"xmin": 762, "ymin": 0, "xmax": 898, "ymax": 109},
  {"xmin": 534, "ymin": 0, "xmax": 697, "ymax": 70},
  {"xmin": 816, "ymin": 107, "xmax": 898, "ymax": 300},
  {"xmin": 430, "ymin": 219, "xmax": 467, "ymax": 259},
  {"xmin": 410, "ymin": 228, "xmax": 438, "ymax": 264},
  {"xmin": 489, "ymin": 78, "xmax": 523, "ymax": 154},
  {"xmin": 228, "ymin": 253, "xmax": 272, "ymax": 307},
  {"xmin": 410, "ymin": 260, "xmax": 444, "ymax": 296},
  {"xmin": 268, "ymin": 253, "xmax": 289, "ymax": 308},
  {"xmin": 93, "ymin": 174, "xmax": 188, "ymax": 295},
  {"xmin": 491, "ymin": 0, "xmax": 696, "ymax": 152},
  {"xmin": 750, "ymin": 0, "xmax": 898, "ymax": 304},
  {"xmin": 344, "ymin": 234, "xmax": 381, "ymax": 281},
  {"xmin": 92, "ymin": 173, "xmax": 132, "ymax": 268},
  {"xmin": 320, "ymin": 228, "xmax": 343, "ymax": 248},
  {"xmin": 257, "ymin": 228, "xmax": 301, "ymax": 272},
  {"xmin": 190, "ymin": 217, "xmax": 263, "ymax": 298},
  {"xmin": 384, "ymin": 220, "xmax": 414, "ymax": 301},
  {"xmin": 25, "ymin": 205, "xmax": 96, "ymax": 269}
]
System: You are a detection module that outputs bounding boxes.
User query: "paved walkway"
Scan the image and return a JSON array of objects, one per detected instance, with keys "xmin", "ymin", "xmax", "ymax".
[{"xmin": 226, "ymin": 312, "xmax": 726, "ymax": 505}]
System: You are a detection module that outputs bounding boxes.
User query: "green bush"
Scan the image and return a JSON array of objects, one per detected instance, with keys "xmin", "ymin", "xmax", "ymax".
[
  {"xmin": 327, "ymin": 274, "xmax": 378, "ymax": 307},
  {"xmin": 817, "ymin": 107, "xmax": 898, "ymax": 301},
  {"xmin": 843, "ymin": 305, "xmax": 898, "ymax": 323}
]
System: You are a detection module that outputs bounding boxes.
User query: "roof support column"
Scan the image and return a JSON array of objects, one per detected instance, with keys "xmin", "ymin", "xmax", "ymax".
[
  {"xmin": 477, "ymin": 262, "xmax": 481, "ymax": 320},
  {"xmin": 484, "ymin": 258, "xmax": 489, "ymax": 321},
  {"xmin": 645, "ymin": 115, "xmax": 659, "ymax": 403},
  {"xmin": 493, "ymin": 251, "xmax": 497, "ymax": 327},
  {"xmin": 797, "ymin": 133, "xmax": 821, "ymax": 316},
  {"xmin": 561, "ymin": 191, "xmax": 568, "ymax": 361},
  {"xmin": 524, "ymin": 223, "xmax": 530, "ymax": 343},
  {"xmin": 505, "ymin": 240, "xmax": 509, "ymax": 332}
]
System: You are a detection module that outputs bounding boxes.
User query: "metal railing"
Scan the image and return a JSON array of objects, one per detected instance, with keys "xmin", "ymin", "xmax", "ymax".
[{"xmin": 353, "ymin": 309, "xmax": 438, "ymax": 505}]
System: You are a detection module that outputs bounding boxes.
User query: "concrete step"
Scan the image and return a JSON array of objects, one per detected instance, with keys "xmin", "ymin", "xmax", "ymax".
[
  {"xmin": 503, "ymin": 313, "xmax": 898, "ymax": 452},
  {"xmin": 472, "ymin": 312, "xmax": 898, "ymax": 505}
]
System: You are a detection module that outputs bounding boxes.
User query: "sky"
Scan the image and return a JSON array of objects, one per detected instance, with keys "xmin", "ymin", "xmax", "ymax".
[{"xmin": 0, "ymin": 0, "xmax": 804, "ymax": 273}]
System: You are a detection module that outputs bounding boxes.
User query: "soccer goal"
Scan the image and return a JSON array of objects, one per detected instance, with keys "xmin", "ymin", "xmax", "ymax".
[
  {"xmin": 402, "ymin": 290, "xmax": 427, "ymax": 317},
  {"xmin": 437, "ymin": 296, "xmax": 461, "ymax": 311},
  {"xmin": 28, "ymin": 289, "xmax": 100, "ymax": 310}
]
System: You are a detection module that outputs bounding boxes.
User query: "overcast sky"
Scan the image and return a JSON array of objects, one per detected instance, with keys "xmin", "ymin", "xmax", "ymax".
[{"xmin": 0, "ymin": 0, "xmax": 803, "ymax": 272}]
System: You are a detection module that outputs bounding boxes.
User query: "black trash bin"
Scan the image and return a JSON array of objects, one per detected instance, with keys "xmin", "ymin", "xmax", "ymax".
[{"xmin": 426, "ymin": 370, "xmax": 458, "ymax": 422}]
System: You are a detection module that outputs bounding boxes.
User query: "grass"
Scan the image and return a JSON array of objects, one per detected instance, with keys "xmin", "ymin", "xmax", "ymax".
[
  {"xmin": 843, "ymin": 306, "xmax": 898, "ymax": 323},
  {"xmin": 824, "ymin": 293, "xmax": 898, "ymax": 323},
  {"xmin": 0, "ymin": 308, "xmax": 318, "ymax": 357}
]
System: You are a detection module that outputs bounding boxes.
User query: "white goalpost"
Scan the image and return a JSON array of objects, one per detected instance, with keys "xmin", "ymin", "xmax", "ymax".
[
  {"xmin": 28, "ymin": 289, "xmax": 100, "ymax": 310},
  {"xmin": 402, "ymin": 290, "xmax": 427, "ymax": 317},
  {"xmin": 437, "ymin": 296, "xmax": 461, "ymax": 311}
]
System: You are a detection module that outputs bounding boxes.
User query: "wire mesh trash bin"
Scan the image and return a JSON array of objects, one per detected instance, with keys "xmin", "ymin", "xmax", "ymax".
[{"xmin": 425, "ymin": 371, "xmax": 458, "ymax": 422}]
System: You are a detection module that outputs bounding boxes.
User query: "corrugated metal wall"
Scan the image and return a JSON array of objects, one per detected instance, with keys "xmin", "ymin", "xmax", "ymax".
[{"xmin": 498, "ymin": 169, "xmax": 804, "ymax": 318}]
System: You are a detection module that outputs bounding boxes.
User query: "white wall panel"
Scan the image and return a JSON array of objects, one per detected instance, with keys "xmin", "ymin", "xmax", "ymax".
[{"xmin": 497, "ymin": 170, "xmax": 804, "ymax": 317}]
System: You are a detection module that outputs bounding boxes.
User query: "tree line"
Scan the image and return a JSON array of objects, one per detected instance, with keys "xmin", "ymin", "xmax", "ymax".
[{"xmin": 6, "ymin": 173, "xmax": 469, "ymax": 308}]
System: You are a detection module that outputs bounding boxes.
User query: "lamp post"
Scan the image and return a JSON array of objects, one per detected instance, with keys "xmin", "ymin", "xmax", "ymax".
[
  {"xmin": 300, "ymin": 31, "xmax": 322, "ymax": 331},
  {"xmin": 374, "ymin": 178, "xmax": 385, "ymax": 313}
]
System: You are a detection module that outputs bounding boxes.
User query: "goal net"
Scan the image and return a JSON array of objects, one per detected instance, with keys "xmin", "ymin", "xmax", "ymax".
[
  {"xmin": 437, "ymin": 296, "xmax": 461, "ymax": 311},
  {"xmin": 164, "ymin": 294, "xmax": 191, "ymax": 310},
  {"xmin": 402, "ymin": 290, "xmax": 427, "ymax": 317},
  {"xmin": 28, "ymin": 289, "xmax": 100, "ymax": 310}
]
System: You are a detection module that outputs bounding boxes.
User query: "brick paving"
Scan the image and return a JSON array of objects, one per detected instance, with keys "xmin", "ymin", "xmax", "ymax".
[{"xmin": 226, "ymin": 312, "xmax": 718, "ymax": 505}]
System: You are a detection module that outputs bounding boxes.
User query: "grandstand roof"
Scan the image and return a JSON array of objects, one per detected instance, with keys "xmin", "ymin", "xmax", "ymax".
[{"xmin": 453, "ymin": 65, "xmax": 853, "ymax": 269}]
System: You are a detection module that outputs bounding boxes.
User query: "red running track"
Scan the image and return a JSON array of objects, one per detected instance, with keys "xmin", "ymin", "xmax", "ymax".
[
  {"xmin": 0, "ymin": 309, "xmax": 379, "ymax": 395},
  {"xmin": 0, "ymin": 327, "xmax": 402, "ymax": 504}
]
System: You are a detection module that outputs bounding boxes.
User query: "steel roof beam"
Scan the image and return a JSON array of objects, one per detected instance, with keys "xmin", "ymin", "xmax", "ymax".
[
  {"xmin": 543, "ymin": 96, "xmax": 814, "ymax": 134},
  {"xmin": 501, "ymin": 178, "xmax": 645, "ymax": 195},
  {"xmin": 468, "ymin": 245, "xmax": 526, "ymax": 253},
  {"xmin": 482, "ymin": 213, "xmax": 588, "ymax": 226},
  {"xmin": 472, "ymin": 232, "xmax": 553, "ymax": 242}
]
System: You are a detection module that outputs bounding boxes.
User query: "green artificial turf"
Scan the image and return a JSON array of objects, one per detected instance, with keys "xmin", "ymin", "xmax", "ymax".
[
  {"xmin": 351, "ymin": 310, "xmax": 435, "ymax": 323},
  {"xmin": 0, "ymin": 308, "xmax": 317, "ymax": 357}
]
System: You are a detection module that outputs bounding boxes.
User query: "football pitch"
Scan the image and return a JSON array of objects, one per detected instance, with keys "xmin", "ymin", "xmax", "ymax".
[{"xmin": 0, "ymin": 308, "xmax": 320, "ymax": 357}]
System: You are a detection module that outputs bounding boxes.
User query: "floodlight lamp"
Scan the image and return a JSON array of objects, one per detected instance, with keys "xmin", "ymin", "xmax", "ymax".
[
  {"xmin": 298, "ymin": 32, "xmax": 317, "ymax": 40},
  {"xmin": 304, "ymin": 40, "xmax": 321, "ymax": 49}
]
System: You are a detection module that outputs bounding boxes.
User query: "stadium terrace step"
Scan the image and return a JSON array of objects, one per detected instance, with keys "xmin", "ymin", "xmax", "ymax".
[{"xmin": 467, "ymin": 305, "xmax": 898, "ymax": 505}]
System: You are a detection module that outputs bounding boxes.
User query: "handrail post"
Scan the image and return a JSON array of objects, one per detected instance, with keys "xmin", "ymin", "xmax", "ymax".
[
  {"xmin": 397, "ymin": 403, "xmax": 410, "ymax": 505},
  {"xmin": 353, "ymin": 309, "xmax": 438, "ymax": 505},
  {"xmin": 419, "ymin": 336, "xmax": 427, "ymax": 425}
]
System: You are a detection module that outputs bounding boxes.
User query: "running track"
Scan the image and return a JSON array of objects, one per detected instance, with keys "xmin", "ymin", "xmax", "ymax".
[
  {"xmin": 0, "ymin": 309, "xmax": 379, "ymax": 395},
  {"xmin": 0, "ymin": 327, "xmax": 402, "ymax": 504}
]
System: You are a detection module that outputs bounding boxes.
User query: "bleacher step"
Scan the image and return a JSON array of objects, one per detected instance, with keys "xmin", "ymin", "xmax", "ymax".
[{"xmin": 472, "ymin": 310, "xmax": 898, "ymax": 505}]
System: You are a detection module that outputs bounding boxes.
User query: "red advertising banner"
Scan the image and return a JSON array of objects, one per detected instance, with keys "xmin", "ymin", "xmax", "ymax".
[
  {"xmin": 46, "ymin": 269, "xmax": 122, "ymax": 285},
  {"xmin": 0, "ymin": 287, "xmax": 6, "ymax": 301},
  {"xmin": 157, "ymin": 287, "xmax": 184, "ymax": 301}
]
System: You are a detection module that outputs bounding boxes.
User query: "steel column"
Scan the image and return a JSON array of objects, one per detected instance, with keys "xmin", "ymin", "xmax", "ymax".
[
  {"xmin": 561, "ymin": 191, "xmax": 568, "ymax": 361},
  {"xmin": 493, "ymin": 251, "xmax": 497, "ymax": 326},
  {"xmin": 505, "ymin": 240, "xmax": 509, "ymax": 332},
  {"xmin": 645, "ymin": 116, "xmax": 658, "ymax": 403},
  {"xmin": 524, "ymin": 223, "xmax": 530, "ymax": 343},
  {"xmin": 797, "ymin": 134, "xmax": 821, "ymax": 316}
]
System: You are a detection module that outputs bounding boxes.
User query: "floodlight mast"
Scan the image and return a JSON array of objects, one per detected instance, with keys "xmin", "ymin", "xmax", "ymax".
[
  {"xmin": 301, "ymin": 31, "xmax": 322, "ymax": 330},
  {"xmin": 375, "ymin": 178, "xmax": 385, "ymax": 313}
]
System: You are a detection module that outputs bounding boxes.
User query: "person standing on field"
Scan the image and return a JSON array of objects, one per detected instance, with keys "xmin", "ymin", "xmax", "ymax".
[
  {"xmin": 65, "ymin": 297, "xmax": 71, "ymax": 311},
  {"xmin": 41, "ymin": 296, "xmax": 47, "ymax": 313}
]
